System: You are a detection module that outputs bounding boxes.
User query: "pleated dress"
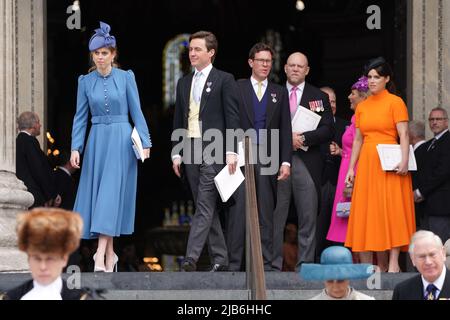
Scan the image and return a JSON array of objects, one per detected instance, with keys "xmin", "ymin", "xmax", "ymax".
[
  {"xmin": 71, "ymin": 68, "xmax": 151, "ymax": 239},
  {"xmin": 326, "ymin": 115, "xmax": 356, "ymax": 243},
  {"xmin": 344, "ymin": 89, "xmax": 415, "ymax": 252}
]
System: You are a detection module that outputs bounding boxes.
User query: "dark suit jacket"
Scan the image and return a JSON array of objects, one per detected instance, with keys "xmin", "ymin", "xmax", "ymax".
[
  {"xmin": 416, "ymin": 131, "xmax": 450, "ymax": 217},
  {"xmin": 392, "ymin": 269, "xmax": 450, "ymax": 300},
  {"xmin": 294, "ymin": 83, "xmax": 335, "ymax": 192},
  {"xmin": 412, "ymin": 141, "xmax": 428, "ymax": 225},
  {"xmin": 2, "ymin": 279, "xmax": 101, "ymax": 300},
  {"xmin": 54, "ymin": 168, "xmax": 77, "ymax": 210},
  {"xmin": 16, "ymin": 132, "xmax": 56, "ymax": 207},
  {"xmin": 320, "ymin": 116, "xmax": 350, "ymax": 185},
  {"xmin": 236, "ymin": 79, "xmax": 292, "ymax": 167},
  {"xmin": 172, "ymin": 67, "xmax": 241, "ymax": 159},
  {"xmin": 412, "ymin": 141, "xmax": 428, "ymax": 190}
]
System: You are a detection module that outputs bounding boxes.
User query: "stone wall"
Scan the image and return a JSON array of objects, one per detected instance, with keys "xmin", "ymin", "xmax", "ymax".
[
  {"xmin": 409, "ymin": 0, "xmax": 450, "ymax": 138},
  {"xmin": 0, "ymin": 0, "xmax": 43, "ymax": 272}
]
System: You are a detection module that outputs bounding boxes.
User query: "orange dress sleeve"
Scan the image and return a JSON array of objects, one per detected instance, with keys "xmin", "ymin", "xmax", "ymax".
[
  {"xmin": 391, "ymin": 96, "xmax": 409, "ymax": 123},
  {"xmin": 355, "ymin": 104, "xmax": 361, "ymax": 128}
]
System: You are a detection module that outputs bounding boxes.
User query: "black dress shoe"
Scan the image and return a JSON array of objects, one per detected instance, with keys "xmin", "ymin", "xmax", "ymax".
[
  {"xmin": 181, "ymin": 258, "xmax": 197, "ymax": 272},
  {"xmin": 210, "ymin": 264, "xmax": 228, "ymax": 272}
]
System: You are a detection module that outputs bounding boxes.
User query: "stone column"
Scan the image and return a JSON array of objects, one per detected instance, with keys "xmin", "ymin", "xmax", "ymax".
[
  {"xmin": 409, "ymin": 0, "xmax": 450, "ymax": 139},
  {"xmin": 17, "ymin": 0, "xmax": 47, "ymax": 148},
  {"xmin": 0, "ymin": 0, "xmax": 37, "ymax": 272}
]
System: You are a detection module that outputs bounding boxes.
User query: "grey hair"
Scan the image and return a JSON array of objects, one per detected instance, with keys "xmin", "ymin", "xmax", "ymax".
[
  {"xmin": 17, "ymin": 111, "xmax": 39, "ymax": 130},
  {"xmin": 408, "ymin": 120, "xmax": 425, "ymax": 140},
  {"xmin": 430, "ymin": 107, "xmax": 448, "ymax": 119},
  {"xmin": 408, "ymin": 230, "xmax": 443, "ymax": 255}
]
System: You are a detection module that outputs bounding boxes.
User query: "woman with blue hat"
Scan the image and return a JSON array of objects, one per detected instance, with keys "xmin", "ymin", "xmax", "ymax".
[
  {"xmin": 300, "ymin": 246, "xmax": 375, "ymax": 300},
  {"xmin": 70, "ymin": 22, "xmax": 151, "ymax": 272}
]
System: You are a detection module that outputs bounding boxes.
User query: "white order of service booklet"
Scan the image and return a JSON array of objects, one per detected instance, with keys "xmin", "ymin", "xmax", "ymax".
[
  {"xmin": 291, "ymin": 106, "xmax": 321, "ymax": 151},
  {"xmin": 376, "ymin": 144, "xmax": 417, "ymax": 171},
  {"xmin": 214, "ymin": 166, "xmax": 245, "ymax": 203},
  {"xmin": 131, "ymin": 127, "xmax": 145, "ymax": 163}
]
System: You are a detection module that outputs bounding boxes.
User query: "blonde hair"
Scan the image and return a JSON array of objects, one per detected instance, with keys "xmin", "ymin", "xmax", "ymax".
[
  {"xmin": 17, "ymin": 208, "xmax": 83, "ymax": 255},
  {"xmin": 357, "ymin": 90, "xmax": 370, "ymax": 100}
]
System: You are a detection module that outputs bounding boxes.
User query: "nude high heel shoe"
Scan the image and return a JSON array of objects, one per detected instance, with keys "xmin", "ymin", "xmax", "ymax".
[
  {"xmin": 93, "ymin": 252, "xmax": 106, "ymax": 272},
  {"xmin": 106, "ymin": 253, "xmax": 118, "ymax": 272}
]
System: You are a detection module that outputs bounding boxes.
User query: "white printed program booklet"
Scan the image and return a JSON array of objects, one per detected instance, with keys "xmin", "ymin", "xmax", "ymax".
[
  {"xmin": 131, "ymin": 127, "xmax": 145, "ymax": 163},
  {"xmin": 214, "ymin": 166, "xmax": 245, "ymax": 202},
  {"xmin": 237, "ymin": 141, "xmax": 245, "ymax": 167},
  {"xmin": 291, "ymin": 106, "xmax": 322, "ymax": 151},
  {"xmin": 376, "ymin": 144, "xmax": 417, "ymax": 171}
]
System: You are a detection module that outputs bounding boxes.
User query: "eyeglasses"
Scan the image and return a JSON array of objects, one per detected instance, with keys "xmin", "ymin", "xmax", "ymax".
[
  {"xmin": 428, "ymin": 117, "xmax": 448, "ymax": 122},
  {"xmin": 253, "ymin": 58, "xmax": 273, "ymax": 65}
]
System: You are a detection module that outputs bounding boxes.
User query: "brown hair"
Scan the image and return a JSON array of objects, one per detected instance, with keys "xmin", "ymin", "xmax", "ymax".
[
  {"xmin": 248, "ymin": 43, "xmax": 274, "ymax": 60},
  {"xmin": 189, "ymin": 31, "xmax": 218, "ymax": 62},
  {"xmin": 365, "ymin": 59, "xmax": 397, "ymax": 95},
  {"xmin": 17, "ymin": 208, "xmax": 83, "ymax": 255},
  {"xmin": 88, "ymin": 47, "xmax": 120, "ymax": 73}
]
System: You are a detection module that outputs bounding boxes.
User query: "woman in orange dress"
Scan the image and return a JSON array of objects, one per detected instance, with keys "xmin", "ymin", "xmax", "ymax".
[{"xmin": 344, "ymin": 57, "xmax": 415, "ymax": 272}]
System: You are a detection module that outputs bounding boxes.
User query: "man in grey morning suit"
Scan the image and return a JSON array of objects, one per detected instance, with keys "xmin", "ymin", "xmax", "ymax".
[
  {"xmin": 172, "ymin": 31, "xmax": 240, "ymax": 271},
  {"xmin": 272, "ymin": 52, "xmax": 334, "ymax": 271}
]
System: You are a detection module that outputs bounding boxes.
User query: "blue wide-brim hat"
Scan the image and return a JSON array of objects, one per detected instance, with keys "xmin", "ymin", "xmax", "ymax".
[
  {"xmin": 300, "ymin": 246, "xmax": 374, "ymax": 281},
  {"xmin": 88, "ymin": 21, "xmax": 116, "ymax": 52}
]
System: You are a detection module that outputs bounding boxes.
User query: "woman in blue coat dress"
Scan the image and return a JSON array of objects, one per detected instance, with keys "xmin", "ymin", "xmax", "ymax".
[{"xmin": 70, "ymin": 22, "xmax": 151, "ymax": 272}]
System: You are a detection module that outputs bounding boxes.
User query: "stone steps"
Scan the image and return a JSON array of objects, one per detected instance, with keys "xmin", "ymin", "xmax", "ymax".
[
  {"xmin": 0, "ymin": 272, "xmax": 416, "ymax": 300},
  {"xmin": 102, "ymin": 289, "xmax": 394, "ymax": 300}
]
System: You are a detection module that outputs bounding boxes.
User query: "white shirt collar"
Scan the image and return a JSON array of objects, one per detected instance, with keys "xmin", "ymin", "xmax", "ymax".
[
  {"xmin": 286, "ymin": 81, "xmax": 305, "ymax": 93},
  {"xmin": 21, "ymin": 277, "xmax": 63, "ymax": 300},
  {"xmin": 194, "ymin": 63, "xmax": 213, "ymax": 79},
  {"xmin": 250, "ymin": 77, "xmax": 268, "ymax": 88},
  {"xmin": 19, "ymin": 130, "xmax": 32, "ymax": 136},
  {"xmin": 250, "ymin": 77, "xmax": 268, "ymax": 99},
  {"xmin": 421, "ymin": 266, "xmax": 446, "ymax": 296},
  {"xmin": 286, "ymin": 81, "xmax": 305, "ymax": 107},
  {"xmin": 57, "ymin": 166, "xmax": 71, "ymax": 177},
  {"xmin": 413, "ymin": 140, "xmax": 426, "ymax": 151},
  {"xmin": 434, "ymin": 129, "xmax": 449, "ymax": 140}
]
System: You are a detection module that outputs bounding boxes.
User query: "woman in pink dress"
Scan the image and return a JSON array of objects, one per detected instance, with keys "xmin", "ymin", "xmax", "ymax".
[{"xmin": 326, "ymin": 77, "xmax": 369, "ymax": 243}]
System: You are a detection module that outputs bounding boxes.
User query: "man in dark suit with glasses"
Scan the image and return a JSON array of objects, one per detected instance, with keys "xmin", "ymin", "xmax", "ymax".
[{"xmin": 414, "ymin": 107, "xmax": 450, "ymax": 243}]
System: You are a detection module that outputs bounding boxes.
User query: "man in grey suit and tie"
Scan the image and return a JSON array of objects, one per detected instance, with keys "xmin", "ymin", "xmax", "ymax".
[
  {"xmin": 272, "ymin": 52, "xmax": 334, "ymax": 271},
  {"xmin": 172, "ymin": 31, "xmax": 240, "ymax": 271}
]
